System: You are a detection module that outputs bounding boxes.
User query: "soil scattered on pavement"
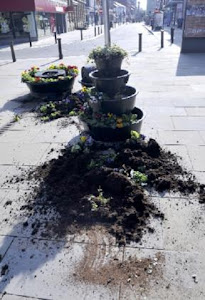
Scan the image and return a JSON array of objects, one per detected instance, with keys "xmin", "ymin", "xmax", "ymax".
[{"xmin": 15, "ymin": 134, "xmax": 205, "ymax": 245}]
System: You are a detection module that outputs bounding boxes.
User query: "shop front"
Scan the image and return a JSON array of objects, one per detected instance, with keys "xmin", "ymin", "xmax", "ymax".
[{"xmin": 0, "ymin": 0, "xmax": 68, "ymax": 45}]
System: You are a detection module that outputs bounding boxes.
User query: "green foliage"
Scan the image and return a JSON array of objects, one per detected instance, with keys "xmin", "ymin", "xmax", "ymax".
[
  {"xmin": 81, "ymin": 110, "xmax": 138, "ymax": 129},
  {"xmin": 88, "ymin": 187, "xmax": 111, "ymax": 211},
  {"xmin": 68, "ymin": 110, "xmax": 77, "ymax": 116},
  {"xmin": 130, "ymin": 170, "xmax": 148, "ymax": 184},
  {"xmin": 71, "ymin": 144, "xmax": 82, "ymax": 153},
  {"xmin": 13, "ymin": 115, "xmax": 21, "ymax": 122},
  {"xmin": 87, "ymin": 149, "xmax": 117, "ymax": 169},
  {"xmin": 21, "ymin": 63, "xmax": 78, "ymax": 84},
  {"xmin": 88, "ymin": 45, "xmax": 128, "ymax": 61},
  {"xmin": 131, "ymin": 131, "xmax": 140, "ymax": 140}
]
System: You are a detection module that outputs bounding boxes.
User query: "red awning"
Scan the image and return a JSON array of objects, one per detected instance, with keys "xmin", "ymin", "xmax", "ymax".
[
  {"xmin": 0, "ymin": 0, "xmax": 68, "ymax": 13},
  {"xmin": 0, "ymin": 0, "xmax": 35, "ymax": 12}
]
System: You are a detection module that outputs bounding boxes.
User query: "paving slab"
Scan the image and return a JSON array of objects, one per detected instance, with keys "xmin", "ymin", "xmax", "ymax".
[
  {"xmin": 157, "ymin": 130, "xmax": 204, "ymax": 145},
  {"xmin": 0, "ymin": 166, "xmax": 36, "ymax": 190},
  {"xmin": 0, "ymin": 236, "xmax": 13, "ymax": 262},
  {"xmin": 160, "ymin": 197, "xmax": 205, "ymax": 252},
  {"xmin": 2, "ymin": 294, "xmax": 47, "ymax": 300},
  {"xmin": 0, "ymin": 130, "xmax": 39, "ymax": 144},
  {"xmin": 0, "ymin": 143, "xmax": 50, "ymax": 166},
  {"xmin": 162, "ymin": 145, "xmax": 193, "ymax": 170},
  {"xmin": 121, "ymin": 247, "xmax": 205, "ymax": 300},
  {"xmin": 193, "ymin": 171, "xmax": 205, "ymax": 184},
  {"xmin": 185, "ymin": 107, "xmax": 205, "ymax": 116},
  {"xmin": 0, "ymin": 187, "xmax": 9, "ymax": 204},
  {"xmin": 0, "ymin": 189, "xmax": 62, "ymax": 240},
  {"xmin": 172, "ymin": 116, "xmax": 205, "ymax": 130},
  {"xmin": 186, "ymin": 146, "xmax": 205, "ymax": 172},
  {"xmin": 0, "ymin": 238, "xmax": 121, "ymax": 300},
  {"xmin": 199, "ymin": 131, "xmax": 205, "ymax": 143}
]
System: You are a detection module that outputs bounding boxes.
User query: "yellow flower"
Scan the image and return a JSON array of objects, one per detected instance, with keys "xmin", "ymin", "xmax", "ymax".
[
  {"xmin": 117, "ymin": 118, "xmax": 123, "ymax": 123},
  {"xmin": 107, "ymin": 113, "xmax": 113, "ymax": 118},
  {"xmin": 82, "ymin": 86, "xmax": 88, "ymax": 93},
  {"xmin": 80, "ymin": 136, "xmax": 87, "ymax": 143},
  {"xmin": 116, "ymin": 123, "xmax": 123, "ymax": 128}
]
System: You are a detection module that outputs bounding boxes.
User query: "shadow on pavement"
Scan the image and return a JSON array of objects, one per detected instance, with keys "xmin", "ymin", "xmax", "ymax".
[
  {"xmin": 0, "ymin": 94, "xmax": 36, "ymax": 114},
  {"xmin": 0, "ymin": 135, "xmax": 82, "ymax": 294},
  {"xmin": 163, "ymin": 27, "xmax": 182, "ymax": 48},
  {"xmin": 176, "ymin": 53, "xmax": 205, "ymax": 76}
]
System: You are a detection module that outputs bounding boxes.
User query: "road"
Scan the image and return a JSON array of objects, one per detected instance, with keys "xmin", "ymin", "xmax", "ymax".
[{"xmin": 0, "ymin": 23, "xmax": 182, "ymax": 61}]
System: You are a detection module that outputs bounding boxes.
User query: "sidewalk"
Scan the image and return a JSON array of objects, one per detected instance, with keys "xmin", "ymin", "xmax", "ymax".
[{"xmin": 0, "ymin": 23, "xmax": 205, "ymax": 299}]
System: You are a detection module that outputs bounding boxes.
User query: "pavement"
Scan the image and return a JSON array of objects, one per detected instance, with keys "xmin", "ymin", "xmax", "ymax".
[{"xmin": 0, "ymin": 22, "xmax": 205, "ymax": 299}]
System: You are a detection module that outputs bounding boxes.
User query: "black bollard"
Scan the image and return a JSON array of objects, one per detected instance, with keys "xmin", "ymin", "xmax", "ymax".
[
  {"xmin": 28, "ymin": 33, "xmax": 32, "ymax": 47},
  {"xmin": 94, "ymin": 26, "xmax": 96, "ymax": 37},
  {"xmin": 139, "ymin": 33, "xmax": 142, "ymax": 52},
  {"xmin": 80, "ymin": 29, "xmax": 83, "ymax": 40},
  {"xmin": 10, "ymin": 41, "xmax": 16, "ymax": 62},
  {"xmin": 98, "ymin": 26, "xmax": 100, "ymax": 35},
  {"xmin": 57, "ymin": 38, "xmax": 63, "ymax": 60},
  {"xmin": 161, "ymin": 30, "xmax": 164, "ymax": 48},
  {"xmin": 54, "ymin": 32, "xmax": 57, "ymax": 44},
  {"xmin": 171, "ymin": 27, "xmax": 174, "ymax": 44}
]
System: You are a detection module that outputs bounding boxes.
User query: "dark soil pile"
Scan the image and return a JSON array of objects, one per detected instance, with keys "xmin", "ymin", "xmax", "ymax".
[{"xmin": 19, "ymin": 135, "xmax": 205, "ymax": 245}]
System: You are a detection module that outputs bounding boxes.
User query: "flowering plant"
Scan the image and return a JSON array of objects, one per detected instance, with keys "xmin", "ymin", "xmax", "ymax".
[
  {"xmin": 88, "ymin": 45, "xmax": 127, "ymax": 61},
  {"xmin": 21, "ymin": 63, "xmax": 79, "ymax": 83},
  {"xmin": 80, "ymin": 109, "xmax": 138, "ymax": 129}
]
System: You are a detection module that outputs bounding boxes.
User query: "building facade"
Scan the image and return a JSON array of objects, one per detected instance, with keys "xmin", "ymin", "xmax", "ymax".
[{"xmin": 0, "ymin": 0, "xmax": 87, "ymax": 44}]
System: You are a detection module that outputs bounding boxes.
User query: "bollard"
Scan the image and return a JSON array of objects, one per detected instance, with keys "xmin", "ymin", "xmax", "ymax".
[
  {"xmin": 98, "ymin": 26, "xmax": 100, "ymax": 35},
  {"xmin": 94, "ymin": 26, "xmax": 96, "ymax": 37},
  {"xmin": 138, "ymin": 33, "xmax": 142, "ymax": 52},
  {"xmin": 10, "ymin": 41, "xmax": 16, "ymax": 62},
  {"xmin": 57, "ymin": 38, "xmax": 63, "ymax": 59},
  {"xmin": 161, "ymin": 30, "xmax": 164, "ymax": 48},
  {"xmin": 171, "ymin": 27, "xmax": 174, "ymax": 44},
  {"xmin": 54, "ymin": 32, "xmax": 57, "ymax": 44},
  {"xmin": 80, "ymin": 29, "xmax": 83, "ymax": 40},
  {"xmin": 28, "ymin": 33, "xmax": 32, "ymax": 47}
]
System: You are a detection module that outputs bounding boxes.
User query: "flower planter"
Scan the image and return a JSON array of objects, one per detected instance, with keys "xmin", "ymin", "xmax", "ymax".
[
  {"xmin": 89, "ymin": 70, "xmax": 130, "ymax": 97},
  {"xmin": 95, "ymin": 56, "xmax": 123, "ymax": 76},
  {"xmin": 89, "ymin": 86, "xmax": 138, "ymax": 114},
  {"xmin": 88, "ymin": 107, "xmax": 145, "ymax": 142},
  {"xmin": 26, "ymin": 77, "xmax": 75, "ymax": 98},
  {"xmin": 22, "ymin": 64, "xmax": 78, "ymax": 99}
]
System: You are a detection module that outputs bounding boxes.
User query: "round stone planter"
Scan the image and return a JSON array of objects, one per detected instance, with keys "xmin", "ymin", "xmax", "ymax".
[
  {"xmin": 88, "ymin": 107, "xmax": 145, "ymax": 142},
  {"xmin": 94, "ymin": 56, "xmax": 123, "ymax": 76},
  {"xmin": 25, "ymin": 77, "xmax": 75, "ymax": 98},
  {"xmin": 89, "ymin": 70, "xmax": 130, "ymax": 97},
  {"xmin": 89, "ymin": 86, "xmax": 138, "ymax": 114}
]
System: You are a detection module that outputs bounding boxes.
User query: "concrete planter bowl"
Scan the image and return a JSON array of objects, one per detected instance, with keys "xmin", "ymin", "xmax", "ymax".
[
  {"xmin": 89, "ymin": 86, "xmax": 138, "ymax": 114},
  {"xmin": 26, "ymin": 77, "xmax": 75, "ymax": 98},
  {"xmin": 89, "ymin": 70, "xmax": 130, "ymax": 97},
  {"xmin": 88, "ymin": 107, "xmax": 145, "ymax": 142},
  {"xmin": 94, "ymin": 56, "xmax": 123, "ymax": 76}
]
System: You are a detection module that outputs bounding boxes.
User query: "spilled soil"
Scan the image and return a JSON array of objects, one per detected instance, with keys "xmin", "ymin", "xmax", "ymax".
[
  {"xmin": 75, "ymin": 242, "xmax": 164, "ymax": 287},
  {"xmin": 15, "ymin": 135, "xmax": 205, "ymax": 245}
]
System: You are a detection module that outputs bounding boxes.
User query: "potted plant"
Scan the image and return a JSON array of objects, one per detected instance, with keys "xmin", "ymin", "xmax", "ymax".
[
  {"xmin": 88, "ymin": 45, "xmax": 128, "ymax": 76},
  {"xmin": 80, "ymin": 106, "xmax": 144, "ymax": 142},
  {"xmin": 21, "ymin": 63, "xmax": 79, "ymax": 98}
]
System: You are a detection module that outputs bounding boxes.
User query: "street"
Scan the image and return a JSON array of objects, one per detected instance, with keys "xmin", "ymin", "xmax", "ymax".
[
  {"xmin": 0, "ymin": 22, "xmax": 205, "ymax": 300},
  {"xmin": 0, "ymin": 23, "xmax": 182, "ymax": 60}
]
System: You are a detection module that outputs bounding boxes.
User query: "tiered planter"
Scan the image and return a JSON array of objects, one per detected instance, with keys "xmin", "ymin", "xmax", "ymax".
[{"xmin": 83, "ymin": 53, "xmax": 145, "ymax": 142}]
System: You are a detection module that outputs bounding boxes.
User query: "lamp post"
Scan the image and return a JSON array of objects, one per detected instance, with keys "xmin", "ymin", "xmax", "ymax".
[{"xmin": 102, "ymin": 0, "xmax": 111, "ymax": 46}]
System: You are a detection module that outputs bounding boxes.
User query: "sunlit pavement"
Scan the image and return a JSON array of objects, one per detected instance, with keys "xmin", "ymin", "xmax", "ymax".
[{"xmin": 0, "ymin": 22, "xmax": 205, "ymax": 300}]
